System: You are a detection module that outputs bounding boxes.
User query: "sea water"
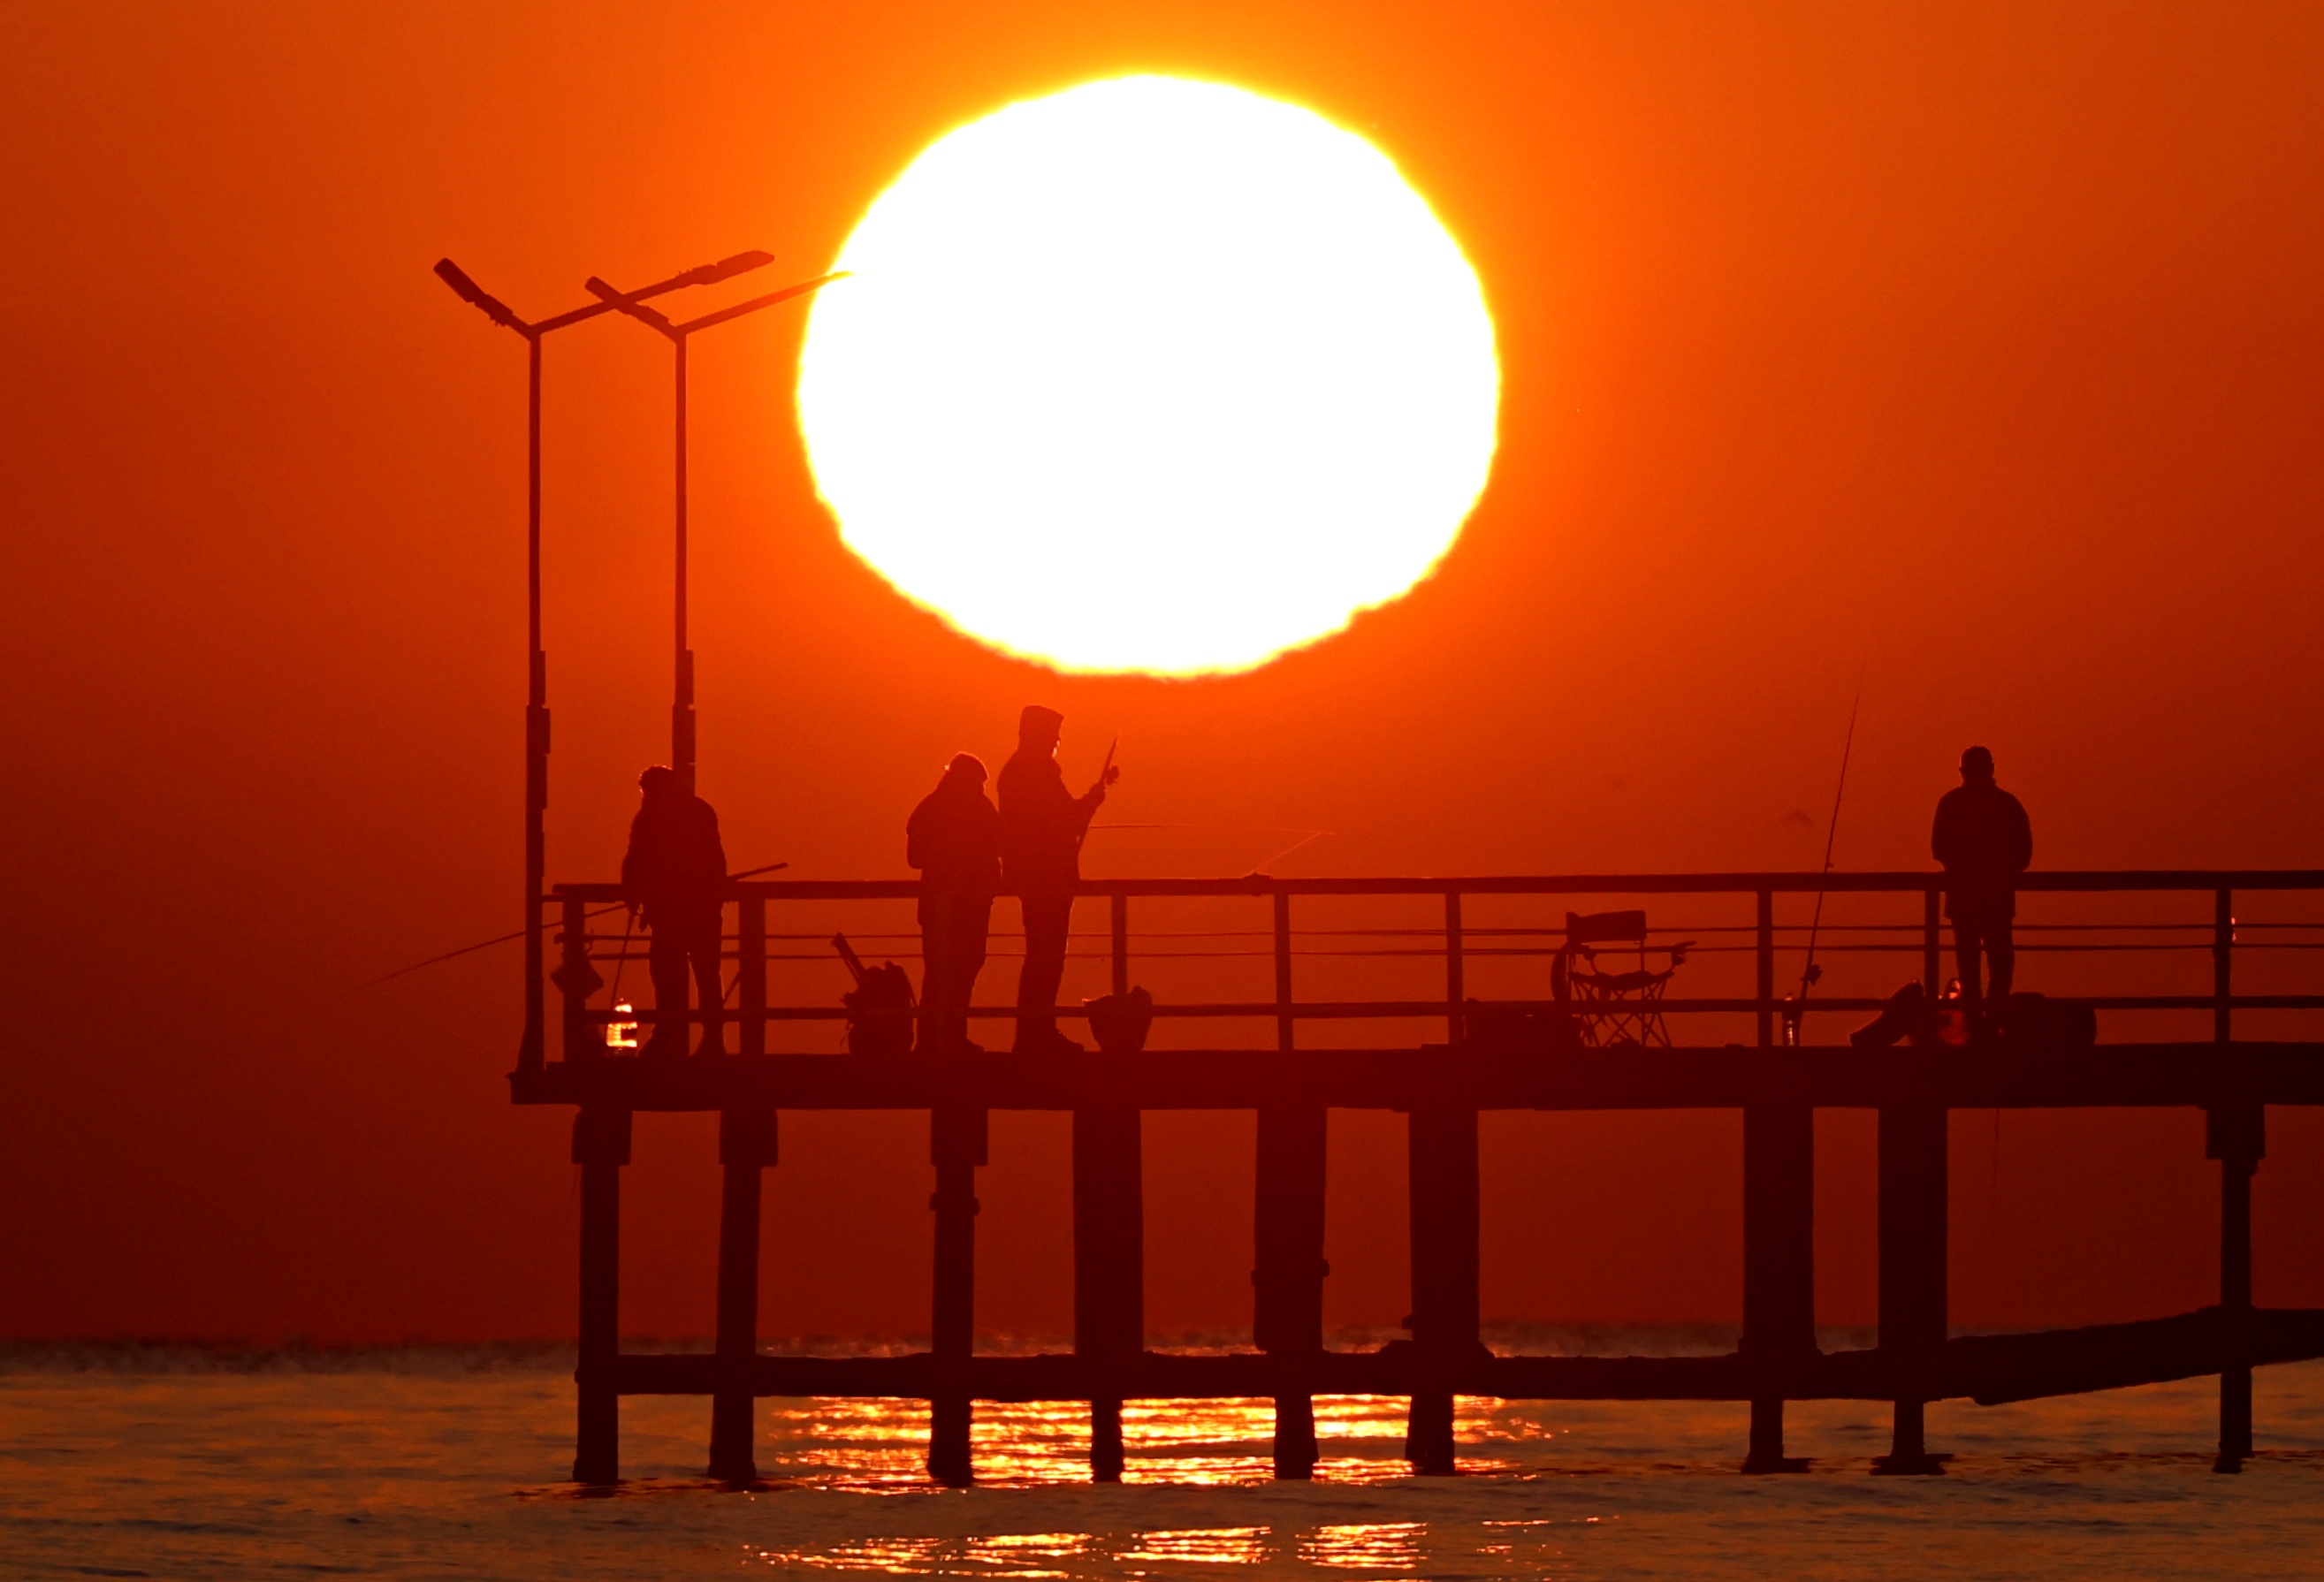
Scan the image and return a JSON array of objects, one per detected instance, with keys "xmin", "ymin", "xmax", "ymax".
[{"xmin": 3, "ymin": 1342, "xmax": 2320, "ymax": 1579}]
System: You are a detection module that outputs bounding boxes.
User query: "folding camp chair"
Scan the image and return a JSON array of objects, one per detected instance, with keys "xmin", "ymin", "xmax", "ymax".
[{"xmin": 1551, "ymin": 909, "xmax": 1692, "ymax": 1047}]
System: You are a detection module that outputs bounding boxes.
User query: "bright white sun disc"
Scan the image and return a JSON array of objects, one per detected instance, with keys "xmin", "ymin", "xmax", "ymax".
[{"xmin": 797, "ymin": 75, "xmax": 1499, "ymax": 675}]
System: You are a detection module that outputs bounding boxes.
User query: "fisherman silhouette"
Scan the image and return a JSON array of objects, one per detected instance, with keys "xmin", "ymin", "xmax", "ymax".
[
  {"xmin": 999, "ymin": 706, "xmax": 1118, "ymax": 1054},
  {"xmin": 1932, "ymin": 745, "xmax": 2032, "ymax": 1026},
  {"xmin": 908, "ymin": 753, "xmax": 1002, "ymax": 1053},
  {"xmin": 621, "ymin": 765, "xmax": 728, "ymax": 1059}
]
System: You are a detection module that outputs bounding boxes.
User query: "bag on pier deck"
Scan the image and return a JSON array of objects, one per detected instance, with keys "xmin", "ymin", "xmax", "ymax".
[
  {"xmin": 1993, "ymin": 992, "xmax": 2098, "ymax": 1050},
  {"xmin": 1082, "ymin": 987, "xmax": 1155, "ymax": 1053},
  {"xmin": 1851, "ymin": 981, "xmax": 1939, "ymax": 1049},
  {"xmin": 833, "ymin": 932, "xmax": 916, "ymax": 1056}
]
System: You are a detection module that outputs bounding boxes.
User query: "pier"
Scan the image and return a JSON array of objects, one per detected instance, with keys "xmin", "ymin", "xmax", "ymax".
[{"xmin": 514, "ymin": 869, "xmax": 2324, "ymax": 1485}]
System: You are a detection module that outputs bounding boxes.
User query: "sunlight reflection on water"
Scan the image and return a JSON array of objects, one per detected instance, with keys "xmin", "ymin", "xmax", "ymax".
[{"xmin": 5, "ymin": 1358, "xmax": 2323, "ymax": 1579}]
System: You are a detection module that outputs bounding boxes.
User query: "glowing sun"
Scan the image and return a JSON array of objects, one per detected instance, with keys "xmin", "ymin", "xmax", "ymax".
[{"xmin": 796, "ymin": 75, "xmax": 1499, "ymax": 675}]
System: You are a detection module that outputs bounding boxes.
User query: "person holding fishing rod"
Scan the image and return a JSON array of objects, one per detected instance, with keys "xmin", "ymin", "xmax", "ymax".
[
  {"xmin": 621, "ymin": 765, "xmax": 728, "ymax": 1059},
  {"xmin": 998, "ymin": 706, "xmax": 1119, "ymax": 1055},
  {"xmin": 1932, "ymin": 745, "xmax": 2033, "ymax": 1031}
]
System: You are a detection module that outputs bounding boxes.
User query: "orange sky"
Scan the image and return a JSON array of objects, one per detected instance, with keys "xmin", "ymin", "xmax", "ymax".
[{"xmin": 4, "ymin": 1, "xmax": 2323, "ymax": 1344}]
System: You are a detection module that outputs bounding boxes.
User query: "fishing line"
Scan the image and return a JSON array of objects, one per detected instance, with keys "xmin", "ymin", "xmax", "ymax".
[
  {"xmin": 1789, "ymin": 691, "xmax": 1861, "ymax": 1041},
  {"xmin": 346, "ymin": 861, "xmax": 788, "ymax": 993}
]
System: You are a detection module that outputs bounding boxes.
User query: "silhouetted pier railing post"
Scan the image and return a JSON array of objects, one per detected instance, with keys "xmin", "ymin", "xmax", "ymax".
[
  {"xmin": 1922, "ymin": 890, "xmax": 1943, "ymax": 1002},
  {"xmin": 739, "ymin": 897, "xmax": 767, "ymax": 1059},
  {"xmin": 557, "ymin": 894, "xmax": 598, "ymax": 1063}
]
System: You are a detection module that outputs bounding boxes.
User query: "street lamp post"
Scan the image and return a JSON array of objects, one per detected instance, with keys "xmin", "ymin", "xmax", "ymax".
[
  {"xmin": 432, "ymin": 251, "xmax": 779, "ymax": 1072},
  {"xmin": 581, "ymin": 270, "xmax": 845, "ymax": 794},
  {"xmin": 584, "ymin": 266, "xmax": 844, "ymax": 1491}
]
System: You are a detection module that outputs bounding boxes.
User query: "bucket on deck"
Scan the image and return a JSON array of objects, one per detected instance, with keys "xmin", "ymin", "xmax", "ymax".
[{"xmin": 1082, "ymin": 987, "xmax": 1155, "ymax": 1053}]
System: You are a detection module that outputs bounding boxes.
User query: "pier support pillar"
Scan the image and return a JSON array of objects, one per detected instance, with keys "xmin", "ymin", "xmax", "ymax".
[
  {"xmin": 2209, "ymin": 1102, "xmax": 2265, "ymax": 1472},
  {"xmin": 572, "ymin": 1107, "xmax": 631, "ymax": 1487},
  {"xmin": 1405, "ymin": 1105, "xmax": 1479, "ymax": 1476},
  {"xmin": 1254, "ymin": 1104, "xmax": 1328, "ymax": 1479},
  {"xmin": 1741, "ymin": 1097, "xmax": 1814, "ymax": 1472},
  {"xmin": 708, "ymin": 1107, "xmax": 776, "ymax": 1484},
  {"xmin": 1874, "ymin": 1096, "xmax": 1947, "ymax": 1475},
  {"xmin": 1074, "ymin": 1104, "xmax": 1144, "ymax": 1483},
  {"xmin": 928, "ymin": 1105, "xmax": 987, "ymax": 1487}
]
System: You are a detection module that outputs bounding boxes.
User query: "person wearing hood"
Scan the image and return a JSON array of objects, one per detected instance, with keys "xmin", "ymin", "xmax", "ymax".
[
  {"xmin": 907, "ymin": 753, "xmax": 1002, "ymax": 1053},
  {"xmin": 997, "ymin": 705, "xmax": 1117, "ymax": 1054},
  {"xmin": 621, "ymin": 764, "xmax": 728, "ymax": 1059}
]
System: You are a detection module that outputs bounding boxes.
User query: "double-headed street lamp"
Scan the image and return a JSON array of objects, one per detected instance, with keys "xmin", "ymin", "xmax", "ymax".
[
  {"xmin": 580, "ymin": 269, "xmax": 846, "ymax": 794},
  {"xmin": 433, "ymin": 250, "xmax": 780, "ymax": 1070}
]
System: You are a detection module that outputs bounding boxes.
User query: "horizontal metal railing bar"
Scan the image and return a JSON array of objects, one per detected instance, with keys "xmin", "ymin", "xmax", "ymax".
[
  {"xmin": 579, "ymin": 939, "xmax": 2324, "ymax": 956},
  {"xmin": 690, "ymin": 922, "xmax": 2324, "ymax": 940},
  {"xmin": 606, "ymin": 921, "xmax": 2324, "ymax": 937},
  {"xmin": 550, "ymin": 869, "xmax": 2324, "ymax": 902},
  {"xmin": 577, "ymin": 992, "xmax": 2324, "ymax": 1024}
]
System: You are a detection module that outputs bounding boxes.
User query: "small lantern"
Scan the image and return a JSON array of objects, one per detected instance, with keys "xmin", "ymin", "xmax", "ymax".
[{"xmin": 606, "ymin": 1000, "xmax": 640, "ymax": 1051}]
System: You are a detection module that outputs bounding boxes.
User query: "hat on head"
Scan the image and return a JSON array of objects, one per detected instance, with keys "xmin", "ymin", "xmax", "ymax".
[
  {"xmin": 944, "ymin": 752, "xmax": 987, "ymax": 782},
  {"xmin": 639, "ymin": 764, "xmax": 680, "ymax": 792},
  {"xmin": 1019, "ymin": 704, "xmax": 1064, "ymax": 738},
  {"xmin": 1962, "ymin": 746, "xmax": 1994, "ymax": 774}
]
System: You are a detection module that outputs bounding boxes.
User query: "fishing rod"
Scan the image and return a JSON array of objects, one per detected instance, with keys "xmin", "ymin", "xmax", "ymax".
[
  {"xmin": 1075, "ymin": 737, "xmax": 1120, "ymax": 856},
  {"xmin": 347, "ymin": 862, "xmax": 789, "ymax": 992},
  {"xmin": 1787, "ymin": 693, "xmax": 1861, "ymax": 1044}
]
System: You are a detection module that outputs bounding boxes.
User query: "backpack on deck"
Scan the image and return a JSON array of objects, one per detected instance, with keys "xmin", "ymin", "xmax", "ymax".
[{"xmin": 833, "ymin": 932, "xmax": 916, "ymax": 1056}]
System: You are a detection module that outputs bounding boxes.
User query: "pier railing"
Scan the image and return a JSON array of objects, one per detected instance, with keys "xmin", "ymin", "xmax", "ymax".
[{"xmin": 535, "ymin": 870, "xmax": 2324, "ymax": 1068}]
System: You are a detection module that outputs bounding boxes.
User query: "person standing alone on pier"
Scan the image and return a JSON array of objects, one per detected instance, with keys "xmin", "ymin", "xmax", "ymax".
[
  {"xmin": 908, "ymin": 753, "xmax": 1002, "ymax": 1053},
  {"xmin": 1932, "ymin": 745, "xmax": 2032, "ymax": 1029},
  {"xmin": 622, "ymin": 765, "xmax": 728, "ymax": 1059},
  {"xmin": 999, "ymin": 706, "xmax": 1118, "ymax": 1054}
]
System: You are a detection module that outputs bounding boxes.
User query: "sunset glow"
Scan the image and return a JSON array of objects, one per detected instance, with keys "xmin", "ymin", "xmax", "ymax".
[{"xmin": 796, "ymin": 76, "xmax": 1500, "ymax": 675}]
